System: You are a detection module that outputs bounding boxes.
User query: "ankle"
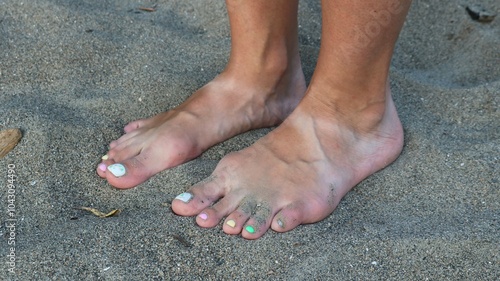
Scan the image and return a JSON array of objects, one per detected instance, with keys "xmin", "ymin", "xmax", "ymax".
[
  {"xmin": 305, "ymin": 82, "xmax": 392, "ymax": 132},
  {"xmin": 225, "ymin": 58, "xmax": 284, "ymax": 86}
]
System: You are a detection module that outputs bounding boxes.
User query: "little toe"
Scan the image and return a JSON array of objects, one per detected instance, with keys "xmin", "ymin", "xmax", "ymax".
[
  {"xmin": 123, "ymin": 119, "xmax": 146, "ymax": 133},
  {"xmin": 271, "ymin": 203, "xmax": 306, "ymax": 233}
]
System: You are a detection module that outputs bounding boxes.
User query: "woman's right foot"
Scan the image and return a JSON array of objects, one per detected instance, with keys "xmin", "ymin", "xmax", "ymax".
[
  {"xmin": 97, "ymin": 57, "xmax": 306, "ymax": 189},
  {"xmin": 97, "ymin": 0, "xmax": 305, "ymax": 189}
]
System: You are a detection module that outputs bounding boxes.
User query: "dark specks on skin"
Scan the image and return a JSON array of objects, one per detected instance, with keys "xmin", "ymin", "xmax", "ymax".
[
  {"xmin": 328, "ymin": 183, "xmax": 337, "ymax": 207},
  {"xmin": 253, "ymin": 203, "xmax": 272, "ymax": 226},
  {"xmin": 239, "ymin": 197, "xmax": 257, "ymax": 215}
]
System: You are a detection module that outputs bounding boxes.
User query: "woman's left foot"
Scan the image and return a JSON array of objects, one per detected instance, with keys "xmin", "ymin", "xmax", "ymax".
[{"xmin": 172, "ymin": 85, "xmax": 404, "ymax": 239}]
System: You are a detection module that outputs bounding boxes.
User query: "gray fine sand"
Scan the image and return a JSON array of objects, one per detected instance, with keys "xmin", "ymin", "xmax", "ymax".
[{"xmin": 0, "ymin": 0, "xmax": 499, "ymax": 280}]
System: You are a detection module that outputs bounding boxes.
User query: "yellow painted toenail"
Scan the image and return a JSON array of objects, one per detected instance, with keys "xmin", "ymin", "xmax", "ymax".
[
  {"xmin": 226, "ymin": 219, "xmax": 236, "ymax": 228},
  {"xmin": 245, "ymin": 225, "xmax": 255, "ymax": 234},
  {"xmin": 101, "ymin": 154, "xmax": 109, "ymax": 160}
]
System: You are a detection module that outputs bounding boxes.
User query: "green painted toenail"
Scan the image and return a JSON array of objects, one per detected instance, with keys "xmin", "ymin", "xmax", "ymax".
[{"xmin": 245, "ymin": 225, "xmax": 255, "ymax": 234}]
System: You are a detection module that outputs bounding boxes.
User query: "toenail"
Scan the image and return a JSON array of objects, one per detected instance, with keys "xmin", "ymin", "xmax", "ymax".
[
  {"xmin": 107, "ymin": 163, "xmax": 126, "ymax": 177},
  {"xmin": 101, "ymin": 154, "xmax": 109, "ymax": 160},
  {"xmin": 226, "ymin": 219, "xmax": 236, "ymax": 228},
  {"xmin": 245, "ymin": 225, "xmax": 255, "ymax": 234},
  {"xmin": 198, "ymin": 213, "xmax": 208, "ymax": 220},
  {"xmin": 98, "ymin": 163, "xmax": 107, "ymax": 172},
  {"xmin": 174, "ymin": 192, "xmax": 193, "ymax": 203},
  {"xmin": 277, "ymin": 218, "xmax": 285, "ymax": 228}
]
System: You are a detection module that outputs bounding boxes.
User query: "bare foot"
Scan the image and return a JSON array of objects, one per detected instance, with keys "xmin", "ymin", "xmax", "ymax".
[
  {"xmin": 97, "ymin": 0, "xmax": 306, "ymax": 189},
  {"xmin": 97, "ymin": 63, "xmax": 306, "ymax": 189},
  {"xmin": 171, "ymin": 85, "xmax": 404, "ymax": 239}
]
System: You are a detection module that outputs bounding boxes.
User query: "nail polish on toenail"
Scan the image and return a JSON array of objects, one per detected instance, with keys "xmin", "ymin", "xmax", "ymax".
[
  {"xmin": 277, "ymin": 218, "xmax": 285, "ymax": 228},
  {"xmin": 226, "ymin": 219, "xmax": 236, "ymax": 228},
  {"xmin": 245, "ymin": 225, "xmax": 255, "ymax": 234},
  {"xmin": 107, "ymin": 163, "xmax": 126, "ymax": 177},
  {"xmin": 101, "ymin": 154, "xmax": 109, "ymax": 160},
  {"xmin": 175, "ymin": 192, "xmax": 193, "ymax": 203},
  {"xmin": 98, "ymin": 163, "xmax": 107, "ymax": 172},
  {"xmin": 198, "ymin": 213, "xmax": 208, "ymax": 220}
]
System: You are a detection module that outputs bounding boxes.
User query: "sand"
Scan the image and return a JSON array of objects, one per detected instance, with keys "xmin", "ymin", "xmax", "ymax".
[{"xmin": 0, "ymin": 0, "xmax": 498, "ymax": 280}]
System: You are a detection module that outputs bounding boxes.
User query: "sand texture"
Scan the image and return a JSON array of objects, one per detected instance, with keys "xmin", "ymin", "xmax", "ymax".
[{"xmin": 0, "ymin": 0, "xmax": 499, "ymax": 280}]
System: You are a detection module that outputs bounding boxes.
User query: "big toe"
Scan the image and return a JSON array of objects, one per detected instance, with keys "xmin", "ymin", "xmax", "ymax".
[
  {"xmin": 171, "ymin": 175, "xmax": 226, "ymax": 217},
  {"xmin": 102, "ymin": 157, "xmax": 157, "ymax": 189}
]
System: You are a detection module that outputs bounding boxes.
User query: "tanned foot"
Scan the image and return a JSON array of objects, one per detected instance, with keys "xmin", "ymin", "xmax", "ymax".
[
  {"xmin": 97, "ymin": 65, "xmax": 306, "ymax": 189},
  {"xmin": 171, "ymin": 85, "xmax": 404, "ymax": 239}
]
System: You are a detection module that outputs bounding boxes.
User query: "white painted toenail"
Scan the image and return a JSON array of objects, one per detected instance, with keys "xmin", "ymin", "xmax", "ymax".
[
  {"xmin": 107, "ymin": 164, "xmax": 126, "ymax": 177},
  {"xmin": 101, "ymin": 154, "xmax": 109, "ymax": 160},
  {"xmin": 175, "ymin": 192, "xmax": 193, "ymax": 203}
]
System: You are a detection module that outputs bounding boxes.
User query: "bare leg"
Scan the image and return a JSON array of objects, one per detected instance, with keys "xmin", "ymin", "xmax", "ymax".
[
  {"xmin": 97, "ymin": 0, "xmax": 306, "ymax": 189},
  {"xmin": 172, "ymin": 0, "xmax": 411, "ymax": 239}
]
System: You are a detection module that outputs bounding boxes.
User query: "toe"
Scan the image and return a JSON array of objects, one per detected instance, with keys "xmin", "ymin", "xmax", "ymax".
[
  {"xmin": 109, "ymin": 140, "xmax": 119, "ymax": 149},
  {"xmin": 96, "ymin": 161, "xmax": 109, "ymax": 178},
  {"xmin": 196, "ymin": 194, "xmax": 240, "ymax": 228},
  {"xmin": 171, "ymin": 175, "xmax": 226, "ymax": 217},
  {"xmin": 96, "ymin": 154, "xmax": 114, "ymax": 178},
  {"xmin": 271, "ymin": 202, "xmax": 306, "ymax": 233},
  {"xmin": 123, "ymin": 119, "xmax": 147, "ymax": 133},
  {"xmin": 108, "ymin": 129, "xmax": 141, "ymax": 150},
  {"xmin": 102, "ymin": 135, "xmax": 197, "ymax": 189},
  {"xmin": 104, "ymin": 155, "xmax": 156, "ymax": 189},
  {"xmin": 242, "ymin": 221, "xmax": 267, "ymax": 239},
  {"xmin": 106, "ymin": 133, "xmax": 143, "ymax": 161},
  {"xmin": 241, "ymin": 202, "xmax": 274, "ymax": 239},
  {"xmin": 107, "ymin": 142, "xmax": 141, "ymax": 163},
  {"xmin": 223, "ymin": 209, "xmax": 251, "ymax": 235}
]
